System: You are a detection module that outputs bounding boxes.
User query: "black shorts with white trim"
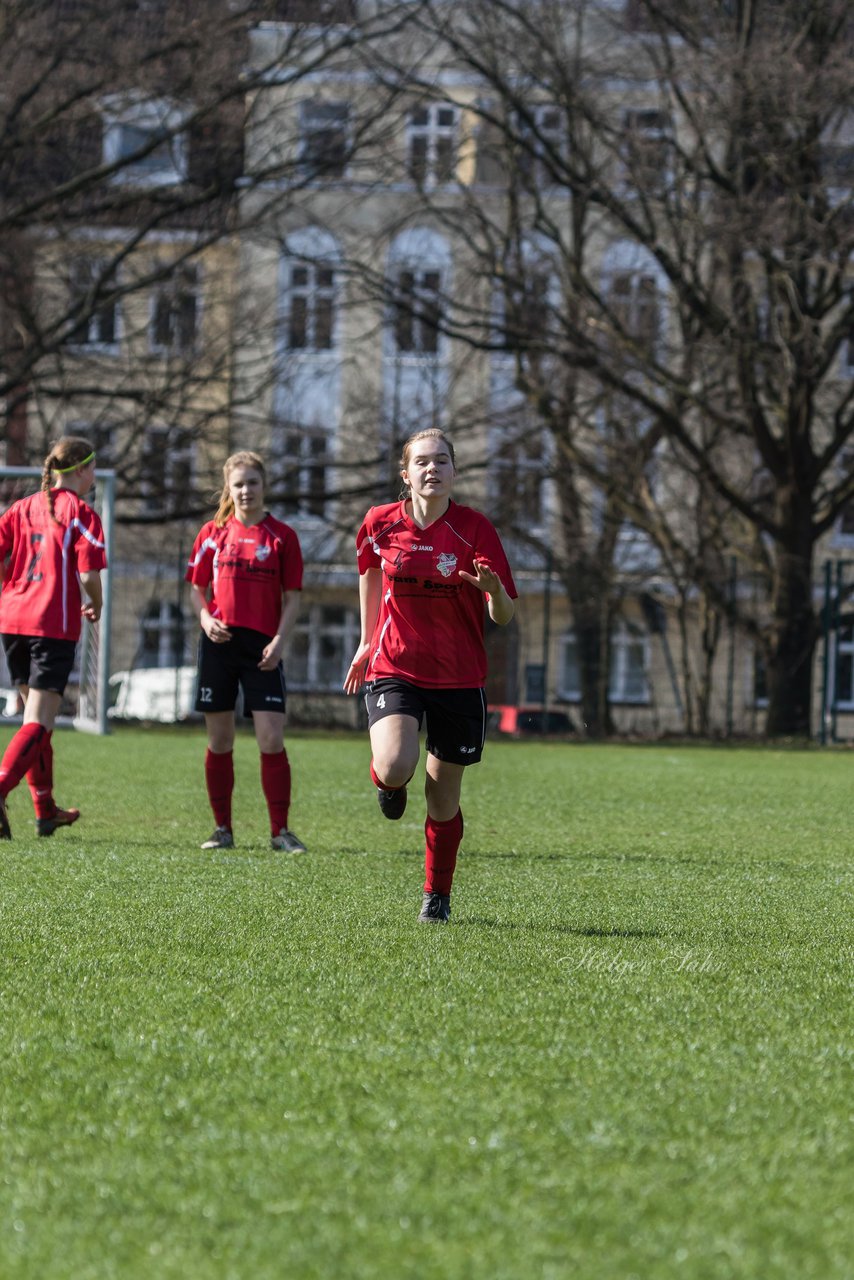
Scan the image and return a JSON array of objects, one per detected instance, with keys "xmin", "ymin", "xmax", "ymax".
[
  {"xmin": 365, "ymin": 676, "xmax": 486, "ymax": 765},
  {"xmin": 195, "ymin": 626, "xmax": 287, "ymax": 715}
]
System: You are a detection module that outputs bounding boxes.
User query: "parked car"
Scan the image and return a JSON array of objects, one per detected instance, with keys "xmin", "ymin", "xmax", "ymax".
[{"xmin": 488, "ymin": 705, "xmax": 575, "ymax": 736}]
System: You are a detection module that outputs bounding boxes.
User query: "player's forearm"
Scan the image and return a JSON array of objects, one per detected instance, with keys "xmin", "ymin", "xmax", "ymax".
[
  {"xmin": 359, "ymin": 569, "xmax": 383, "ymax": 643},
  {"xmin": 80, "ymin": 571, "xmax": 102, "ymax": 615},
  {"xmin": 487, "ymin": 584, "xmax": 515, "ymax": 626},
  {"xmin": 189, "ymin": 585, "xmax": 210, "ymax": 621},
  {"xmin": 275, "ymin": 591, "xmax": 302, "ymax": 641}
]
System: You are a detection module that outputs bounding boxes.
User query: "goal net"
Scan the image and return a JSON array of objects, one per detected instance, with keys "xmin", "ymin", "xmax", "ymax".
[{"xmin": 0, "ymin": 465, "xmax": 116, "ymax": 735}]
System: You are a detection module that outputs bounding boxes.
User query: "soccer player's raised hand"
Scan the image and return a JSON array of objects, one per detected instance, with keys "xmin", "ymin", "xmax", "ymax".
[{"xmin": 459, "ymin": 558, "xmax": 502, "ymax": 595}]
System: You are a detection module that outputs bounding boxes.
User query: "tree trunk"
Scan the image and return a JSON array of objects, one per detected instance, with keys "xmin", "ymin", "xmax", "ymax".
[
  {"xmin": 571, "ymin": 589, "xmax": 615, "ymax": 739},
  {"xmin": 764, "ymin": 503, "xmax": 817, "ymax": 738}
]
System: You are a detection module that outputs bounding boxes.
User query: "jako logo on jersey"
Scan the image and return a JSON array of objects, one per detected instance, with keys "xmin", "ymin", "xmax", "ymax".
[
  {"xmin": 412, "ymin": 544, "xmax": 433, "ymax": 551},
  {"xmin": 436, "ymin": 552, "xmax": 457, "ymax": 578},
  {"xmin": 255, "ymin": 545, "xmax": 272, "ymax": 561}
]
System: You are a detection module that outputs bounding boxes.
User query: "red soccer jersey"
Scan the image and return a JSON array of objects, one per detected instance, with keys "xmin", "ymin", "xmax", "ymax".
[
  {"xmin": 0, "ymin": 489, "xmax": 107, "ymax": 642},
  {"xmin": 186, "ymin": 514, "xmax": 303, "ymax": 638},
  {"xmin": 356, "ymin": 500, "xmax": 517, "ymax": 688}
]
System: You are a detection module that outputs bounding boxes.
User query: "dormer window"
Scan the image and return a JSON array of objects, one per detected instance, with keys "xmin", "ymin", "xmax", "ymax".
[{"xmin": 102, "ymin": 94, "xmax": 189, "ymax": 187}]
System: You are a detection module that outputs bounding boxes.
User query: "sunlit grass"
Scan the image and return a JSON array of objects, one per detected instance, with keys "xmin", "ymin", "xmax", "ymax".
[{"xmin": 0, "ymin": 727, "xmax": 850, "ymax": 1278}]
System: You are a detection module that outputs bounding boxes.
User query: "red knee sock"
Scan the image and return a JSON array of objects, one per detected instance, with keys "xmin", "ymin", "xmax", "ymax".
[
  {"xmin": 424, "ymin": 809, "xmax": 464, "ymax": 895},
  {"xmin": 0, "ymin": 723, "xmax": 47, "ymax": 799},
  {"xmin": 205, "ymin": 749, "xmax": 234, "ymax": 829},
  {"xmin": 370, "ymin": 760, "xmax": 407, "ymax": 792},
  {"xmin": 26, "ymin": 730, "xmax": 55, "ymax": 819},
  {"xmin": 261, "ymin": 749, "xmax": 291, "ymax": 835}
]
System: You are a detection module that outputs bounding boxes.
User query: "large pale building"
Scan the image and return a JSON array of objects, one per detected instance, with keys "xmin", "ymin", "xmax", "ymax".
[{"xmin": 3, "ymin": 1, "xmax": 852, "ymax": 739}]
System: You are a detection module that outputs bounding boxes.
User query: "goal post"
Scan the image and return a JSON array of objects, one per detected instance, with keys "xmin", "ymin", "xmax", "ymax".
[{"xmin": 0, "ymin": 465, "xmax": 116, "ymax": 735}]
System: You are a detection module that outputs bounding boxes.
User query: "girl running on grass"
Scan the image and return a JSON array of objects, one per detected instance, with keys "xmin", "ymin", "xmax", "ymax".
[
  {"xmin": 0, "ymin": 436, "xmax": 107, "ymax": 839},
  {"xmin": 186, "ymin": 450, "xmax": 306, "ymax": 854},
  {"xmin": 343, "ymin": 428, "xmax": 517, "ymax": 923}
]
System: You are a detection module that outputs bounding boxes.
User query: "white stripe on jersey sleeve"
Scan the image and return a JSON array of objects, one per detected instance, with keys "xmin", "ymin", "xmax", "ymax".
[
  {"xmin": 71, "ymin": 516, "xmax": 106, "ymax": 550},
  {"xmin": 187, "ymin": 536, "xmax": 219, "ymax": 570}
]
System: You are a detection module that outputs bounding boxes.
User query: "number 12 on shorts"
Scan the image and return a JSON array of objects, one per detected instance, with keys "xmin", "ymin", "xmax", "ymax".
[{"xmin": 199, "ymin": 687, "xmax": 213, "ymax": 703}]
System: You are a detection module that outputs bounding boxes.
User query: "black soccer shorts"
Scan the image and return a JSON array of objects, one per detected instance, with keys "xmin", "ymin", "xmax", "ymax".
[
  {"xmin": 2, "ymin": 633, "xmax": 77, "ymax": 695},
  {"xmin": 364, "ymin": 677, "xmax": 487, "ymax": 765},
  {"xmin": 195, "ymin": 626, "xmax": 287, "ymax": 715}
]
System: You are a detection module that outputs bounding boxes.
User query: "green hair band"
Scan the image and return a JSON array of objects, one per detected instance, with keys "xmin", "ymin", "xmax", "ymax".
[{"xmin": 53, "ymin": 451, "xmax": 95, "ymax": 474}]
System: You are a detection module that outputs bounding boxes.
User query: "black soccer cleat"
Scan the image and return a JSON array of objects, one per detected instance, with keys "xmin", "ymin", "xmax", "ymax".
[
  {"xmin": 271, "ymin": 828, "xmax": 308, "ymax": 853},
  {"xmin": 418, "ymin": 891, "xmax": 451, "ymax": 923},
  {"xmin": 377, "ymin": 784, "xmax": 407, "ymax": 820},
  {"xmin": 36, "ymin": 805, "xmax": 81, "ymax": 837},
  {"xmin": 0, "ymin": 793, "xmax": 10, "ymax": 840},
  {"xmin": 201, "ymin": 825, "xmax": 234, "ymax": 850}
]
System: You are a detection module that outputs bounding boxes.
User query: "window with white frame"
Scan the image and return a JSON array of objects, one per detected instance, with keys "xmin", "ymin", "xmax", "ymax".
[
  {"xmin": 831, "ymin": 448, "xmax": 854, "ymax": 539},
  {"xmin": 557, "ymin": 622, "xmax": 650, "ymax": 703},
  {"xmin": 610, "ymin": 621, "xmax": 649, "ymax": 702},
  {"xmin": 140, "ymin": 427, "xmax": 194, "ymax": 514},
  {"xmin": 834, "ymin": 624, "xmax": 854, "ymax": 709},
  {"xmin": 287, "ymin": 604, "xmax": 360, "ymax": 690},
  {"xmin": 102, "ymin": 94, "xmax": 188, "ymax": 187},
  {"xmin": 516, "ymin": 103, "xmax": 565, "ymax": 189},
  {"xmin": 150, "ymin": 264, "xmax": 199, "ymax": 355},
  {"xmin": 623, "ymin": 0, "xmax": 658, "ymax": 31},
  {"xmin": 392, "ymin": 267, "xmax": 442, "ymax": 356},
  {"xmin": 558, "ymin": 631, "xmax": 581, "ymax": 701},
  {"xmin": 273, "ymin": 424, "xmax": 332, "ymax": 518},
  {"xmin": 283, "ymin": 261, "xmax": 336, "ymax": 351},
  {"xmin": 298, "ymin": 100, "xmax": 350, "ymax": 179},
  {"xmin": 139, "ymin": 600, "xmax": 189, "ymax": 669},
  {"xmin": 621, "ymin": 109, "xmax": 673, "ymax": 195},
  {"xmin": 608, "ymin": 269, "xmax": 661, "ymax": 358},
  {"xmin": 752, "ymin": 647, "xmax": 769, "ymax": 708},
  {"xmin": 407, "ymin": 103, "xmax": 458, "ymax": 188},
  {"xmin": 820, "ymin": 114, "xmax": 854, "ymax": 208},
  {"xmin": 840, "ymin": 495, "xmax": 854, "ymax": 539},
  {"xmin": 66, "ymin": 258, "xmax": 120, "ymax": 350},
  {"xmin": 494, "ymin": 264, "xmax": 556, "ymax": 356},
  {"xmin": 840, "ymin": 321, "xmax": 854, "ymax": 378},
  {"xmin": 491, "ymin": 421, "xmax": 547, "ymax": 528}
]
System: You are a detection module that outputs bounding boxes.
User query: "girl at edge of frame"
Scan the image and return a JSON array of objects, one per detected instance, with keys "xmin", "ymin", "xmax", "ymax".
[
  {"xmin": 0, "ymin": 437, "xmax": 106, "ymax": 840},
  {"xmin": 186, "ymin": 450, "xmax": 307, "ymax": 854},
  {"xmin": 343, "ymin": 428, "xmax": 517, "ymax": 923}
]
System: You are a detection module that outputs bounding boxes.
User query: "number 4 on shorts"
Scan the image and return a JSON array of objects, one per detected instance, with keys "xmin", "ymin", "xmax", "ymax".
[{"xmin": 377, "ymin": 693, "xmax": 385, "ymax": 709}]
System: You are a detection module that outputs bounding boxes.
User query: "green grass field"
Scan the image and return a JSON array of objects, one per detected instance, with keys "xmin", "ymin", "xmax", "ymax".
[{"xmin": 0, "ymin": 727, "xmax": 850, "ymax": 1279}]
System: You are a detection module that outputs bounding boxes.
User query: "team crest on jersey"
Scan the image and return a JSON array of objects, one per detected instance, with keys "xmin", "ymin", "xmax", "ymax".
[
  {"xmin": 255, "ymin": 544, "xmax": 271, "ymax": 561},
  {"xmin": 436, "ymin": 552, "xmax": 457, "ymax": 578}
]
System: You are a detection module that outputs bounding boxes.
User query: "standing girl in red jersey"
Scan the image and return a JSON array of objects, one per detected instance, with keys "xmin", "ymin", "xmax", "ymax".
[
  {"xmin": 0, "ymin": 436, "xmax": 107, "ymax": 839},
  {"xmin": 186, "ymin": 450, "xmax": 306, "ymax": 853},
  {"xmin": 344, "ymin": 428, "xmax": 517, "ymax": 923}
]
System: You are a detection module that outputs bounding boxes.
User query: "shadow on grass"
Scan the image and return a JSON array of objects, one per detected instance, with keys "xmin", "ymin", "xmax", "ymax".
[
  {"xmin": 460, "ymin": 847, "xmax": 693, "ymax": 866},
  {"xmin": 460, "ymin": 916, "xmax": 667, "ymax": 938}
]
